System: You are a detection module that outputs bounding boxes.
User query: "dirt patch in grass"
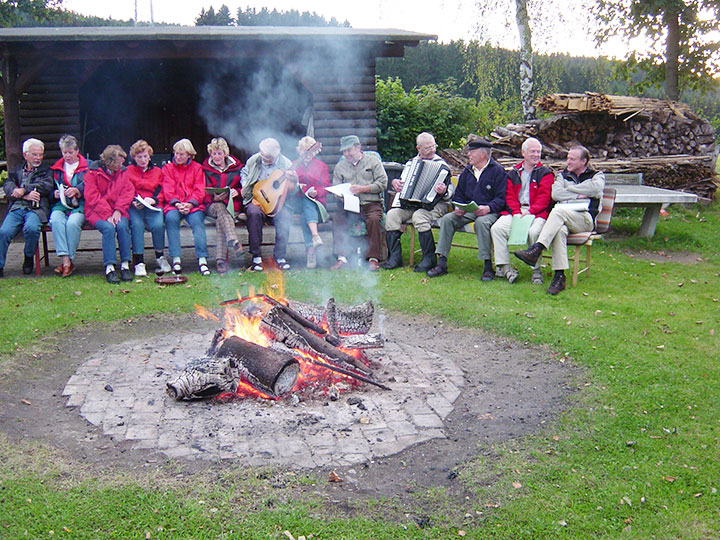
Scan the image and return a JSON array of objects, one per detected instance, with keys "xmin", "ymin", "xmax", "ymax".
[
  {"xmin": 623, "ymin": 249, "xmax": 705, "ymax": 264},
  {"xmin": 0, "ymin": 311, "xmax": 580, "ymax": 516}
]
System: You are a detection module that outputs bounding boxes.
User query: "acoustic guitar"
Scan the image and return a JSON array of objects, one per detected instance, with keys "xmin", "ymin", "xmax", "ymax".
[{"xmin": 252, "ymin": 142, "xmax": 322, "ymax": 217}]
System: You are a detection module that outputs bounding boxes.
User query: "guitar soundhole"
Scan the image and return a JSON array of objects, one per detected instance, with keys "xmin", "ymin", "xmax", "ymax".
[{"xmin": 273, "ymin": 180, "xmax": 281, "ymax": 189}]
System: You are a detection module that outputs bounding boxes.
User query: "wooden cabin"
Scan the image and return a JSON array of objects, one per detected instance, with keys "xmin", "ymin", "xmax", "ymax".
[{"xmin": 0, "ymin": 26, "xmax": 433, "ymax": 169}]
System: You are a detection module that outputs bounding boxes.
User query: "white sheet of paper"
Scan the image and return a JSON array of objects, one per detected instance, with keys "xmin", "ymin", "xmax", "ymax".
[
  {"xmin": 58, "ymin": 183, "xmax": 72, "ymax": 210},
  {"xmin": 135, "ymin": 195, "xmax": 162, "ymax": 212},
  {"xmin": 326, "ymin": 183, "xmax": 361, "ymax": 213}
]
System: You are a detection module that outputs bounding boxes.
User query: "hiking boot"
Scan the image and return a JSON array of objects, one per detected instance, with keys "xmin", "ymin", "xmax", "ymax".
[
  {"xmin": 546, "ymin": 273, "xmax": 566, "ymax": 295},
  {"xmin": 514, "ymin": 242, "xmax": 544, "ymax": 267},
  {"xmin": 481, "ymin": 269, "xmax": 495, "ymax": 281},
  {"xmin": 501, "ymin": 264, "xmax": 519, "ymax": 283},
  {"xmin": 427, "ymin": 263, "xmax": 448, "ymax": 278},
  {"xmin": 531, "ymin": 269, "xmax": 544, "ymax": 284}
]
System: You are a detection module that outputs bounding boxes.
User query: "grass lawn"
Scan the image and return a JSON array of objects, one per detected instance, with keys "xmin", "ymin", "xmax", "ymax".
[{"xmin": 1, "ymin": 201, "xmax": 719, "ymax": 538}]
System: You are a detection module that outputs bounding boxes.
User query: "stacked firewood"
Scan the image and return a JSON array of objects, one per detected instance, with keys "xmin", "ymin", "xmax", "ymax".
[{"xmin": 448, "ymin": 92, "xmax": 718, "ymax": 198}]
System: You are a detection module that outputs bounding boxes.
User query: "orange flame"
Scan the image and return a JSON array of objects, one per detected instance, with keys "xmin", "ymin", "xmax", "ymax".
[
  {"xmin": 222, "ymin": 305, "xmax": 270, "ymax": 348},
  {"xmin": 194, "ymin": 304, "xmax": 219, "ymax": 321}
]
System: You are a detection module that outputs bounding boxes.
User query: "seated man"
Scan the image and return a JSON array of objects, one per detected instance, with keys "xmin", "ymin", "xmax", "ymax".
[
  {"xmin": 514, "ymin": 145, "xmax": 605, "ymax": 295},
  {"xmin": 240, "ymin": 138, "xmax": 297, "ymax": 272},
  {"xmin": 383, "ymin": 132, "xmax": 453, "ymax": 272},
  {"xmin": 427, "ymin": 139, "xmax": 506, "ymax": 279},
  {"xmin": 490, "ymin": 137, "xmax": 554, "ymax": 284},
  {"xmin": 0, "ymin": 138, "xmax": 53, "ymax": 277},
  {"xmin": 330, "ymin": 135, "xmax": 388, "ymax": 271}
]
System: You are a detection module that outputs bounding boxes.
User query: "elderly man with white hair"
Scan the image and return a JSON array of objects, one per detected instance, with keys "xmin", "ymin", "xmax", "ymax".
[
  {"xmin": 0, "ymin": 138, "xmax": 53, "ymax": 277},
  {"xmin": 240, "ymin": 137, "xmax": 297, "ymax": 271},
  {"xmin": 382, "ymin": 132, "xmax": 453, "ymax": 272},
  {"xmin": 490, "ymin": 137, "xmax": 554, "ymax": 284}
]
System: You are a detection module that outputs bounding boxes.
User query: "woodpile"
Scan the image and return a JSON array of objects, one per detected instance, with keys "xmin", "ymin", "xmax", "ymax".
[{"xmin": 446, "ymin": 92, "xmax": 718, "ymax": 198}]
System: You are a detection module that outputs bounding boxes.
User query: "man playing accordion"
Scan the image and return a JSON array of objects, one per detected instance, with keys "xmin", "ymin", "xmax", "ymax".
[{"xmin": 383, "ymin": 132, "xmax": 453, "ymax": 272}]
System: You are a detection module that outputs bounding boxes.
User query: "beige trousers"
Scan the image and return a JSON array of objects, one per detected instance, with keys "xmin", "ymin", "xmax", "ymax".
[
  {"xmin": 537, "ymin": 206, "xmax": 594, "ymax": 270},
  {"xmin": 491, "ymin": 214, "xmax": 546, "ymax": 268}
]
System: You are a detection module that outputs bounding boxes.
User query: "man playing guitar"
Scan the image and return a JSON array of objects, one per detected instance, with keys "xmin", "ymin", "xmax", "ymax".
[{"xmin": 240, "ymin": 138, "xmax": 297, "ymax": 271}]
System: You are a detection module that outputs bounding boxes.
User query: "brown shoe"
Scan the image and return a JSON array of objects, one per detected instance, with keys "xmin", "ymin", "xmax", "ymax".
[
  {"xmin": 514, "ymin": 242, "xmax": 545, "ymax": 267},
  {"xmin": 61, "ymin": 262, "xmax": 75, "ymax": 278},
  {"xmin": 546, "ymin": 273, "xmax": 566, "ymax": 295},
  {"xmin": 54, "ymin": 264, "xmax": 64, "ymax": 275},
  {"xmin": 330, "ymin": 258, "xmax": 347, "ymax": 270}
]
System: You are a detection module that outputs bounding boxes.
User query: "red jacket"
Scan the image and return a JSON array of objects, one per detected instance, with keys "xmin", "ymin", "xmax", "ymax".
[
  {"xmin": 161, "ymin": 159, "xmax": 206, "ymax": 215},
  {"xmin": 294, "ymin": 158, "xmax": 330, "ymax": 205},
  {"xmin": 501, "ymin": 161, "xmax": 555, "ymax": 220},
  {"xmin": 201, "ymin": 155, "xmax": 244, "ymax": 212},
  {"xmin": 126, "ymin": 163, "xmax": 164, "ymax": 205},
  {"xmin": 83, "ymin": 163, "xmax": 135, "ymax": 226}
]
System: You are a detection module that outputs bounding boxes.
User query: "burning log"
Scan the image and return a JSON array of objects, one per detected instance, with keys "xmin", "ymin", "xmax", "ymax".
[
  {"xmin": 288, "ymin": 299, "xmax": 375, "ymax": 335},
  {"xmin": 166, "ymin": 335, "xmax": 300, "ymax": 400},
  {"xmin": 340, "ymin": 333, "xmax": 385, "ymax": 349},
  {"xmin": 263, "ymin": 306, "xmax": 372, "ymax": 377}
]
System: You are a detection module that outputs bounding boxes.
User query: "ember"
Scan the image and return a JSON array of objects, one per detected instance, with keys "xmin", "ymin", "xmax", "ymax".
[{"xmin": 167, "ymin": 292, "xmax": 387, "ymax": 401}]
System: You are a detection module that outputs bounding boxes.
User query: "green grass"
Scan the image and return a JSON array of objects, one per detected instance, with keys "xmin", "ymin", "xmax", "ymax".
[{"xmin": 1, "ymin": 202, "xmax": 720, "ymax": 538}]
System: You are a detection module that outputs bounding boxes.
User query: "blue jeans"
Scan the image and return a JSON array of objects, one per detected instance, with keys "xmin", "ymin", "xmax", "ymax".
[
  {"xmin": 165, "ymin": 209, "xmax": 208, "ymax": 259},
  {"xmin": 94, "ymin": 218, "xmax": 131, "ymax": 266},
  {"xmin": 0, "ymin": 207, "xmax": 42, "ymax": 269},
  {"xmin": 129, "ymin": 206, "xmax": 165, "ymax": 255},
  {"xmin": 294, "ymin": 197, "xmax": 321, "ymax": 247},
  {"xmin": 50, "ymin": 210, "xmax": 85, "ymax": 259}
]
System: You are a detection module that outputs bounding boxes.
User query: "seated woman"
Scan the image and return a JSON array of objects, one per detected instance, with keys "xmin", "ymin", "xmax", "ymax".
[
  {"xmin": 290, "ymin": 136, "xmax": 330, "ymax": 269},
  {"xmin": 84, "ymin": 145, "xmax": 134, "ymax": 284},
  {"xmin": 126, "ymin": 139, "xmax": 171, "ymax": 276},
  {"xmin": 161, "ymin": 138, "xmax": 210, "ymax": 275},
  {"xmin": 49, "ymin": 134, "xmax": 88, "ymax": 277},
  {"xmin": 201, "ymin": 137, "xmax": 244, "ymax": 274}
]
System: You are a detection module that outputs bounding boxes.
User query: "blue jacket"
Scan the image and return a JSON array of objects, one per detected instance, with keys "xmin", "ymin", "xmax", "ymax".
[{"xmin": 452, "ymin": 158, "xmax": 507, "ymax": 214}]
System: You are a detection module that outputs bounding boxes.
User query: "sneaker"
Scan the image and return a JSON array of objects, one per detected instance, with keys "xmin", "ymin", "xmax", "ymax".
[
  {"xmin": 501, "ymin": 264, "xmax": 519, "ymax": 284},
  {"xmin": 120, "ymin": 268, "xmax": 133, "ymax": 282},
  {"xmin": 368, "ymin": 258, "xmax": 380, "ymax": 271},
  {"xmin": 156, "ymin": 256, "xmax": 171, "ymax": 275},
  {"xmin": 216, "ymin": 259, "xmax": 228, "ymax": 275},
  {"xmin": 546, "ymin": 273, "xmax": 566, "ymax": 295},
  {"xmin": 134, "ymin": 263, "xmax": 147, "ymax": 277},
  {"xmin": 106, "ymin": 270, "xmax": 120, "ymax": 284},
  {"xmin": 531, "ymin": 269, "xmax": 544, "ymax": 285},
  {"xmin": 306, "ymin": 247, "xmax": 317, "ymax": 269},
  {"xmin": 312, "ymin": 234, "xmax": 324, "ymax": 247}
]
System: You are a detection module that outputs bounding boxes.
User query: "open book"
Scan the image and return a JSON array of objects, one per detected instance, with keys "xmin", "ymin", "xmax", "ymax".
[
  {"xmin": 204, "ymin": 187, "xmax": 235, "ymax": 217},
  {"xmin": 453, "ymin": 200, "xmax": 479, "ymax": 213}
]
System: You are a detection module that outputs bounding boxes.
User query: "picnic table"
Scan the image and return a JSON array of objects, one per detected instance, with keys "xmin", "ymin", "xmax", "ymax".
[{"xmin": 612, "ymin": 184, "xmax": 698, "ymax": 238}]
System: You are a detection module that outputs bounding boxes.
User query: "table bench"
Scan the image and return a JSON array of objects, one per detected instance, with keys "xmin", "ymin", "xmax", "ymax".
[{"xmin": 605, "ymin": 173, "xmax": 698, "ymax": 238}]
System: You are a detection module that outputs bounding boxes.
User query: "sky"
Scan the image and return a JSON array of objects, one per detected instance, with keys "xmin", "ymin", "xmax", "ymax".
[{"xmin": 60, "ymin": 0, "xmax": 621, "ymax": 58}]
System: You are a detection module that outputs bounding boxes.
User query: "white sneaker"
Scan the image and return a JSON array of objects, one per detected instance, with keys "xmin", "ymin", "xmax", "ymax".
[
  {"xmin": 134, "ymin": 263, "xmax": 147, "ymax": 277},
  {"xmin": 312, "ymin": 234, "xmax": 324, "ymax": 247},
  {"xmin": 156, "ymin": 256, "xmax": 171, "ymax": 275}
]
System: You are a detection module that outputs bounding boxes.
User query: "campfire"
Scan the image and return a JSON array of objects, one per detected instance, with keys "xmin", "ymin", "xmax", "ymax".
[{"xmin": 166, "ymin": 271, "xmax": 388, "ymax": 402}]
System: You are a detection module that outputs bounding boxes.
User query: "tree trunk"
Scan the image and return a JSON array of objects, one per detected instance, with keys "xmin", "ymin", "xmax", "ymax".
[
  {"xmin": 515, "ymin": 0, "xmax": 535, "ymax": 121},
  {"xmin": 664, "ymin": 9, "xmax": 680, "ymax": 101}
]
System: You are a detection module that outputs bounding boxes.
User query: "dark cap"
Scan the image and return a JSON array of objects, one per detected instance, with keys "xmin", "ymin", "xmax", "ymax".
[{"xmin": 467, "ymin": 139, "xmax": 493, "ymax": 150}]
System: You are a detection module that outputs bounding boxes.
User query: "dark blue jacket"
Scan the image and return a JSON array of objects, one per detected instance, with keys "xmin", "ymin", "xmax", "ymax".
[{"xmin": 452, "ymin": 158, "xmax": 507, "ymax": 214}]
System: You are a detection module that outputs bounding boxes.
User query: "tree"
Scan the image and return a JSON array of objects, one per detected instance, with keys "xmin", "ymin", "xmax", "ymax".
[
  {"xmin": 593, "ymin": 0, "xmax": 720, "ymax": 100},
  {"xmin": 195, "ymin": 5, "xmax": 234, "ymax": 26},
  {"xmin": 235, "ymin": 6, "xmax": 349, "ymax": 27}
]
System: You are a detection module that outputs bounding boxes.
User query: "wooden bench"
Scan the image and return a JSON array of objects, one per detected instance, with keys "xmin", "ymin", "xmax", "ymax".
[{"xmin": 605, "ymin": 173, "xmax": 698, "ymax": 238}]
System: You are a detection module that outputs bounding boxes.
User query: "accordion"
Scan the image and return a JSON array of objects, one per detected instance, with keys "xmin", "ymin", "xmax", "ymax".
[{"xmin": 392, "ymin": 158, "xmax": 452, "ymax": 210}]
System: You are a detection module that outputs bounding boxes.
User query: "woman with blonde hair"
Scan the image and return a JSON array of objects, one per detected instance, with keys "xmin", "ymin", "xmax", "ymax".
[
  {"xmin": 161, "ymin": 138, "xmax": 210, "ymax": 275},
  {"xmin": 201, "ymin": 137, "xmax": 244, "ymax": 274}
]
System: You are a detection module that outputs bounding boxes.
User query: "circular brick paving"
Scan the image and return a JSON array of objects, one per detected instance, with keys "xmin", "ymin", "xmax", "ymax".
[{"xmin": 61, "ymin": 330, "xmax": 464, "ymax": 467}]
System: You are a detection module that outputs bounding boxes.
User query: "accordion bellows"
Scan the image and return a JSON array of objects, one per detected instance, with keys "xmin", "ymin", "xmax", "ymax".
[{"xmin": 395, "ymin": 158, "xmax": 451, "ymax": 210}]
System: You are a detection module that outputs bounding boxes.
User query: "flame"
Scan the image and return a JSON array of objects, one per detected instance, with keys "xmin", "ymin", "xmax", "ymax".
[
  {"xmin": 262, "ymin": 266, "xmax": 285, "ymax": 300},
  {"xmin": 222, "ymin": 305, "xmax": 270, "ymax": 348},
  {"xmin": 194, "ymin": 304, "xmax": 219, "ymax": 321}
]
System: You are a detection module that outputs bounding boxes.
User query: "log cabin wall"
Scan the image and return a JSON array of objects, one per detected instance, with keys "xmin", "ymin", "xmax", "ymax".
[{"xmin": 19, "ymin": 67, "xmax": 82, "ymax": 162}]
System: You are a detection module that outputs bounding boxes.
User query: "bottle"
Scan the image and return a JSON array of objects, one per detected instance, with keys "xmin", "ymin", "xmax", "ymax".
[{"xmin": 31, "ymin": 188, "xmax": 40, "ymax": 209}]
